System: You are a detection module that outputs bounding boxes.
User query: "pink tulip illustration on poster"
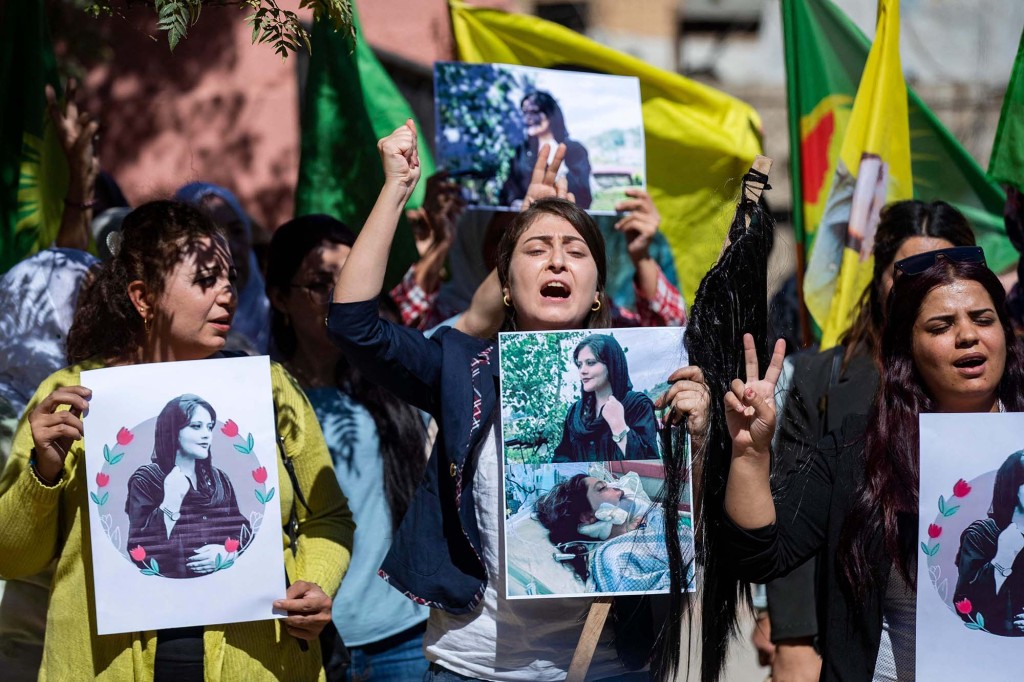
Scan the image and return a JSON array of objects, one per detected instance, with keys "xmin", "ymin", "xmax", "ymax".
[
  {"xmin": 82, "ymin": 356, "xmax": 284, "ymax": 635},
  {"xmin": 917, "ymin": 413, "xmax": 1024, "ymax": 680}
]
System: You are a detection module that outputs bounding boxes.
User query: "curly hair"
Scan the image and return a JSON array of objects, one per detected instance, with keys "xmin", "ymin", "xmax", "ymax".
[
  {"xmin": 67, "ymin": 201, "xmax": 224, "ymax": 364},
  {"xmin": 535, "ymin": 473, "xmax": 592, "ymax": 581}
]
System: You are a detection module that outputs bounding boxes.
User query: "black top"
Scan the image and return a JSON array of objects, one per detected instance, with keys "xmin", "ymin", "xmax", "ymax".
[
  {"xmin": 722, "ymin": 415, "xmax": 913, "ymax": 682},
  {"xmin": 126, "ymin": 463, "xmax": 250, "ymax": 579},
  {"xmin": 954, "ymin": 518, "xmax": 1024, "ymax": 636},
  {"xmin": 552, "ymin": 390, "xmax": 659, "ymax": 462},
  {"xmin": 499, "ymin": 138, "xmax": 592, "ymax": 209},
  {"xmin": 766, "ymin": 346, "xmax": 878, "ymax": 642}
]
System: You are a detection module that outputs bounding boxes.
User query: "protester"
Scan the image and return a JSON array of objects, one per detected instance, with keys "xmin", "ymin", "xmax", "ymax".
[
  {"xmin": 266, "ymin": 213, "xmax": 432, "ymax": 681},
  {"xmin": 328, "ymin": 121, "xmax": 709, "ymax": 680},
  {"xmin": 0, "ymin": 200, "xmax": 354, "ymax": 680},
  {"xmin": 722, "ymin": 249, "xmax": 1024, "ymax": 681},
  {"xmin": 392, "ymin": 181, "xmax": 685, "ymax": 331},
  {"xmin": 762, "ymin": 200, "xmax": 976, "ymax": 679},
  {"xmin": 175, "ymin": 182, "xmax": 271, "ymax": 354}
]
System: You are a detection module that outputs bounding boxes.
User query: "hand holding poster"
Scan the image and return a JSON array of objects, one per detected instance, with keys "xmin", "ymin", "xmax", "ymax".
[
  {"xmin": 918, "ymin": 413, "xmax": 1024, "ymax": 678},
  {"xmin": 81, "ymin": 356, "xmax": 285, "ymax": 635},
  {"xmin": 499, "ymin": 327, "xmax": 695, "ymax": 598},
  {"xmin": 435, "ymin": 62, "xmax": 645, "ymax": 214}
]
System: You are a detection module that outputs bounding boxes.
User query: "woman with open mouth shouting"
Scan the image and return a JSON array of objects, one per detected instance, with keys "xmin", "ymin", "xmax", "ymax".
[{"xmin": 328, "ymin": 121, "xmax": 709, "ymax": 681}]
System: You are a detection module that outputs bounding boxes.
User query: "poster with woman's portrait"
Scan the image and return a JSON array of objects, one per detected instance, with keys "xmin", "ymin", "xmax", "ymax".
[
  {"xmin": 434, "ymin": 61, "xmax": 645, "ymax": 214},
  {"xmin": 498, "ymin": 327, "xmax": 695, "ymax": 598},
  {"xmin": 918, "ymin": 413, "xmax": 1024, "ymax": 678},
  {"xmin": 81, "ymin": 356, "xmax": 284, "ymax": 635}
]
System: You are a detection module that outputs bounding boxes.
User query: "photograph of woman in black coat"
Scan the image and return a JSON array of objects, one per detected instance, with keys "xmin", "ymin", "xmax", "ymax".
[
  {"xmin": 500, "ymin": 91, "xmax": 593, "ymax": 210},
  {"xmin": 954, "ymin": 450, "xmax": 1024, "ymax": 636},
  {"xmin": 126, "ymin": 394, "xmax": 250, "ymax": 579},
  {"xmin": 552, "ymin": 334, "xmax": 659, "ymax": 462}
]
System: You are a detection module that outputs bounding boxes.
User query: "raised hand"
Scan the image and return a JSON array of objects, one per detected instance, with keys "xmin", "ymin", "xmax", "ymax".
[
  {"xmin": 409, "ymin": 171, "xmax": 466, "ymax": 259},
  {"xmin": 378, "ymin": 119, "xmax": 421, "ymax": 201},
  {"xmin": 522, "ymin": 143, "xmax": 575, "ymax": 210},
  {"xmin": 724, "ymin": 334, "xmax": 786, "ymax": 459},
  {"xmin": 274, "ymin": 580, "xmax": 333, "ymax": 640},
  {"xmin": 45, "ymin": 79, "xmax": 100, "ymax": 194},
  {"xmin": 614, "ymin": 188, "xmax": 660, "ymax": 263},
  {"xmin": 28, "ymin": 386, "xmax": 91, "ymax": 484},
  {"xmin": 161, "ymin": 465, "xmax": 193, "ymax": 511},
  {"xmin": 599, "ymin": 395, "xmax": 628, "ymax": 435}
]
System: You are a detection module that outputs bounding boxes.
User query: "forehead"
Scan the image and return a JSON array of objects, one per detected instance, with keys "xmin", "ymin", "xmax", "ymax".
[
  {"xmin": 577, "ymin": 345, "xmax": 597, "ymax": 360},
  {"xmin": 917, "ymin": 279, "xmax": 994, "ymax": 316},
  {"xmin": 517, "ymin": 214, "xmax": 588, "ymax": 245},
  {"xmin": 894, "ymin": 236, "xmax": 955, "ymax": 263},
  {"xmin": 300, "ymin": 241, "xmax": 351, "ymax": 272},
  {"xmin": 175, "ymin": 234, "xmax": 232, "ymax": 268}
]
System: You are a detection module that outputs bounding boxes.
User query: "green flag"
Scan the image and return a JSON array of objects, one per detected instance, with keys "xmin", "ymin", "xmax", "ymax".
[
  {"xmin": 295, "ymin": 9, "xmax": 435, "ymax": 285},
  {"xmin": 0, "ymin": 0, "xmax": 66, "ymax": 273},
  {"xmin": 785, "ymin": 0, "xmax": 1015, "ymax": 307},
  {"xmin": 989, "ymin": 26, "xmax": 1024, "ymax": 191}
]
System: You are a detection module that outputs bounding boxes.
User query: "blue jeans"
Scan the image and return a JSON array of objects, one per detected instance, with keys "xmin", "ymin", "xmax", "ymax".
[
  {"xmin": 345, "ymin": 631, "xmax": 429, "ymax": 682},
  {"xmin": 423, "ymin": 662, "xmax": 651, "ymax": 681}
]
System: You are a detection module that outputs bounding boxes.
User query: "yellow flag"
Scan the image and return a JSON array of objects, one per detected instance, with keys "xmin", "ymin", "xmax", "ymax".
[
  {"xmin": 449, "ymin": 0, "xmax": 763, "ymax": 305},
  {"xmin": 805, "ymin": 0, "xmax": 912, "ymax": 348}
]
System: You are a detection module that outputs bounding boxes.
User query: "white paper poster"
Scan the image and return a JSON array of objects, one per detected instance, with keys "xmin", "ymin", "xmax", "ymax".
[
  {"xmin": 918, "ymin": 413, "xmax": 1024, "ymax": 678},
  {"xmin": 498, "ymin": 327, "xmax": 695, "ymax": 598},
  {"xmin": 81, "ymin": 355, "xmax": 285, "ymax": 635}
]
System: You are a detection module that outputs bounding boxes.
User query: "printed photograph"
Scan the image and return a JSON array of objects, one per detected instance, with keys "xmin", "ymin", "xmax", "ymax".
[
  {"xmin": 434, "ymin": 61, "xmax": 645, "ymax": 214},
  {"xmin": 917, "ymin": 413, "xmax": 1024, "ymax": 678},
  {"xmin": 504, "ymin": 461, "xmax": 694, "ymax": 598}
]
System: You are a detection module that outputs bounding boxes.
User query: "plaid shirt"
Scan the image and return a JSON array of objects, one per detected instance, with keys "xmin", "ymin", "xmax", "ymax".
[{"xmin": 391, "ymin": 263, "xmax": 687, "ymax": 330}]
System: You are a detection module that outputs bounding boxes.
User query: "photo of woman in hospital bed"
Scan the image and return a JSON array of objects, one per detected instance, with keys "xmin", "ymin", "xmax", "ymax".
[{"xmin": 503, "ymin": 464, "xmax": 694, "ymax": 597}]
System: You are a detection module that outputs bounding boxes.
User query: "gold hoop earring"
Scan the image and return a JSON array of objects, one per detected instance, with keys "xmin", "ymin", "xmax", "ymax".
[
  {"xmin": 503, "ymin": 294, "xmax": 512, "ymax": 308},
  {"xmin": 591, "ymin": 298, "xmax": 602, "ymax": 312}
]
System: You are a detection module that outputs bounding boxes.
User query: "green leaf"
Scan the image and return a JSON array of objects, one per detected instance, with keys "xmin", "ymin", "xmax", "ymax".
[
  {"xmin": 110, "ymin": 453, "xmax": 124, "ymax": 465},
  {"xmin": 103, "ymin": 444, "xmax": 111, "ymax": 463},
  {"xmin": 99, "ymin": 492, "xmax": 109, "ymax": 506},
  {"xmin": 965, "ymin": 622, "xmax": 982, "ymax": 630},
  {"xmin": 150, "ymin": 559, "xmax": 160, "ymax": 574},
  {"xmin": 977, "ymin": 612, "xmax": 985, "ymax": 628},
  {"xmin": 141, "ymin": 568, "xmax": 156, "ymax": 576},
  {"xmin": 90, "ymin": 492, "xmax": 100, "ymax": 505},
  {"xmin": 220, "ymin": 559, "xmax": 234, "ymax": 571},
  {"xmin": 255, "ymin": 489, "xmax": 265, "ymax": 504},
  {"xmin": 214, "ymin": 553, "xmax": 222, "ymax": 570},
  {"xmin": 234, "ymin": 444, "xmax": 251, "ymax": 454},
  {"xmin": 938, "ymin": 495, "xmax": 946, "ymax": 514},
  {"xmin": 943, "ymin": 505, "xmax": 960, "ymax": 517},
  {"xmin": 247, "ymin": 433, "xmax": 254, "ymax": 450},
  {"xmin": 263, "ymin": 487, "xmax": 275, "ymax": 503}
]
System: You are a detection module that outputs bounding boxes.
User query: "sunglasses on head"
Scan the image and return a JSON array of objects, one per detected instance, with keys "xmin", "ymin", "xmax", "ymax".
[{"xmin": 893, "ymin": 245, "xmax": 986, "ymax": 277}]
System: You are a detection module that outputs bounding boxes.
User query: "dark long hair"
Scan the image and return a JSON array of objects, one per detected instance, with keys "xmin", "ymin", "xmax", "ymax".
[
  {"xmin": 574, "ymin": 334, "xmax": 632, "ymax": 420},
  {"xmin": 535, "ymin": 473, "xmax": 592, "ymax": 581},
  {"xmin": 990, "ymin": 451, "xmax": 1024, "ymax": 530},
  {"xmin": 67, "ymin": 201, "xmax": 224, "ymax": 364},
  {"xmin": 840, "ymin": 200, "xmax": 975, "ymax": 364},
  {"xmin": 153, "ymin": 394, "xmax": 218, "ymax": 495},
  {"xmin": 522, "ymin": 91, "xmax": 569, "ymax": 143},
  {"xmin": 266, "ymin": 214, "xmax": 427, "ymax": 531},
  {"xmin": 496, "ymin": 197, "xmax": 611, "ymax": 331},
  {"xmin": 840, "ymin": 259, "xmax": 1024, "ymax": 595}
]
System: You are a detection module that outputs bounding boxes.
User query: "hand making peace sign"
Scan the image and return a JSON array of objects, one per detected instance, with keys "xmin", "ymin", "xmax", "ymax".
[{"xmin": 724, "ymin": 333, "xmax": 786, "ymax": 460}]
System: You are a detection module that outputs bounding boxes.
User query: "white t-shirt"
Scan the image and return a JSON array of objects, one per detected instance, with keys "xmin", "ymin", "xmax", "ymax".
[{"xmin": 424, "ymin": 418, "xmax": 633, "ymax": 681}]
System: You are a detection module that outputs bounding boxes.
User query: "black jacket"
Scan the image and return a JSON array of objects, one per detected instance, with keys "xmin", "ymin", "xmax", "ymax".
[
  {"xmin": 723, "ymin": 415, "xmax": 910, "ymax": 682},
  {"xmin": 766, "ymin": 346, "xmax": 878, "ymax": 641}
]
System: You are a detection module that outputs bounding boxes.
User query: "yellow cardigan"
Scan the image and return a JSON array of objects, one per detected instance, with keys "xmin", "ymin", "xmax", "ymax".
[{"xmin": 0, "ymin": 360, "xmax": 355, "ymax": 681}]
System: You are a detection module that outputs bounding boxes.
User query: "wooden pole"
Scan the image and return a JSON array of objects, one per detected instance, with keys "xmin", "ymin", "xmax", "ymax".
[{"xmin": 566, "ymin": 597, "xmax": 613, "ymax": 682}]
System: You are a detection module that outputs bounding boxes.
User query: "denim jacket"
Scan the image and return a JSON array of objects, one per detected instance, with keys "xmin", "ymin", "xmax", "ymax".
[{"xmin": 327, "ymin": 298, "xmax": 499, "ymax": 614}]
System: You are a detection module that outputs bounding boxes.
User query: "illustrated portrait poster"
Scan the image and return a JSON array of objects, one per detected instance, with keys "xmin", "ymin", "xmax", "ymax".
[
  {"xmin": 434, "ymin": 61, "xmax": 645, "ymax": 214},
  {"xmin": 498, "ymin": 327, "xmax": 695, "ymax": 599},
  {"xmin": 81, "ymin": 356, "xmax": 285, "ymax": 635},
  {"xmin": 917, "ymin": 413, "xmax": 1024, "ymax": 678}
]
